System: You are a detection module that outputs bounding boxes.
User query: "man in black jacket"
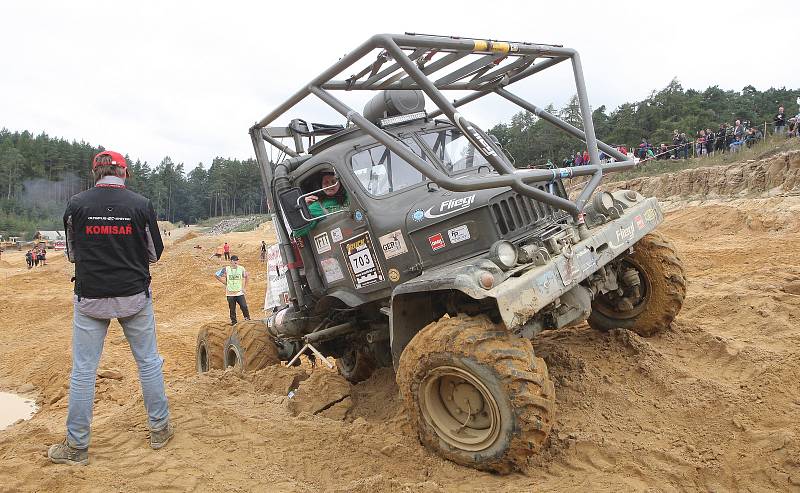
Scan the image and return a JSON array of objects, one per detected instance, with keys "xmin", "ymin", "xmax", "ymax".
[
  {"xmin": 716, "ymin": 123, "xmax": 727, "ymax": 153},
  {"xmin": 775, "ymin": 106, "xmax": 786, "ymax": 135},
  {"xmin": 48, "ymin": 151, "xmax": 173, "ymax": 466}
]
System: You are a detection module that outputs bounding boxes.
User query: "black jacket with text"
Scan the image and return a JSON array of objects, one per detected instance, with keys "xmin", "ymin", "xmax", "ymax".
[{"xmin": 63, "ymin": 184, "xmax": 164, "ymax": 298}]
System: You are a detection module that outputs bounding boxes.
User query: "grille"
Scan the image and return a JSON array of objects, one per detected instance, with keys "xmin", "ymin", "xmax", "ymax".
[{"xmin": 490, "ymin": 189, "xmax": 562, "ymax": 237}]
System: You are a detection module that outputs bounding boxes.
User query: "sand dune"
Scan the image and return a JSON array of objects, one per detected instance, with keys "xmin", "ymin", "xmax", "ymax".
[{"xmin": 1, "ymin": 196, "xmax": 799, "ymax": 491}]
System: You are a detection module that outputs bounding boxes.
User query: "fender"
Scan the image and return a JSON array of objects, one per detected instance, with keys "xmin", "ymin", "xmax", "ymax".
[
  {"xmin": 389, "ymin": 258, "xmax": 504, "ymax": 367},
  {"xmin": 322, "ymin": 288, "xmax": 368, "ymax": 308}
]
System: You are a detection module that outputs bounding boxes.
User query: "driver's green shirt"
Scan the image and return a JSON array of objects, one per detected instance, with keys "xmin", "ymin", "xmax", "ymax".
[{"xmin": 293, "ymin": 195, "xmax": 349, "ymax": 237}]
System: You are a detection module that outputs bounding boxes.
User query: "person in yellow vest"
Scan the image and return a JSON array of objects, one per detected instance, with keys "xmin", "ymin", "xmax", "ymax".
[{"xmin": 214, "ymin": 255, "xmax": 250, "ymax": 325}]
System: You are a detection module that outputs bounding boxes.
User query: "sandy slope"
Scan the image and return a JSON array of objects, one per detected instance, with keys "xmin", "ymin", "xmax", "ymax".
[{"xmin": 1, "ymin": 201, "xmax": 800, "ymax": 491}]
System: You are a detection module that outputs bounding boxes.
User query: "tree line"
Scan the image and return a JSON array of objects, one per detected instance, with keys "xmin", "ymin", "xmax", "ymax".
[
  {"xmin": 0, "ymin": 129, "xmax": 265, "ymax": 239},
  {"xmin": 2, "ymin": 79, "xmax": 798, "ymax": 239},
  {"xmin": 490, "ymin": 79, "xmax": 800, "ymax": 166}
]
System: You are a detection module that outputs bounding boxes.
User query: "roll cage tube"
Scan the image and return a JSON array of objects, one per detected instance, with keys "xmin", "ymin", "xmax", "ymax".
[{"xmin": 251, "ymin": 33, "xmax": 637, "ymax": 219}]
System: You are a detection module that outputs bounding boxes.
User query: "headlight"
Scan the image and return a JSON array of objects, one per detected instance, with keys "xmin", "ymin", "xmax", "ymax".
[
  {"xmin": 489, "ymin": 241, "xmax": 518, "ymax": 270},
  {"xmin": 592, "ymin": 191, "xmax": 615, "ymax": 215}
]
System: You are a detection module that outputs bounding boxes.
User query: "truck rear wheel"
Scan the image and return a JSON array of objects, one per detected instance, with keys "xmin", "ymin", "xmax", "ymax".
[
  {"xmin": 337, "ymin": 348, "xmax": 376, "ymax": 384},
  {"xmin": 396, "ymin": 315, "xmax": 555, "ymax": 473},
  {"xmin": 588, "ymin": 231, "xmax": 687, "ymax": 336},
  {"xmin": 196, "ymin": 322, "xmax": 230, "ymax": 373},
  {"xmin": 223, "ymin": 320, "xmax": 280, "ymax": 372}
]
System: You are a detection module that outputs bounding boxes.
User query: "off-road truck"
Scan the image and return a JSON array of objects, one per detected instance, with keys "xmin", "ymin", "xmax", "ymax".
[{"xmin": 195, "ymin": 33, "xmax": 686, "ymax": 473}]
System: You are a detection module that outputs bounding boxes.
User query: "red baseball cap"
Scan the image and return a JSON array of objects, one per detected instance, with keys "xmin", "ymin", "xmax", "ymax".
[{"xmin": 92, "ymin": 151, "xmax": 127, "ymax": 169}]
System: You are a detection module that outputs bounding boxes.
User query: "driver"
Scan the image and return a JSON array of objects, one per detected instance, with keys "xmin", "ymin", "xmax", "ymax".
[{"xmin": 293, "ymin": 171, "xmax": 349, "ymax": 236}]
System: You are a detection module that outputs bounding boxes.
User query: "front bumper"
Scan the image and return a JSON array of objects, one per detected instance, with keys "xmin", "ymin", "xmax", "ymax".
[{"xmin": 490, "ymin": 196, "xmax": 664, "ymax": 330}]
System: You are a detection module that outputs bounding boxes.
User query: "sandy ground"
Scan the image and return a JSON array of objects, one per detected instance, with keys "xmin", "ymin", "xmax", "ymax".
[{"xmin": 1, "ymin": 199, "xmax": 800, "ymax": 492}]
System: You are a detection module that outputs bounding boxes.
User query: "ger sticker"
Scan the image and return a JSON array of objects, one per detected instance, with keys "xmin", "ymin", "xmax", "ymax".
[
  {"xmin": 378, "ymin": 230, "xmax": 408, "ymax": 259},
  {"xmin": 340, "ymin": 231, "xmax": 384, "ymax": 289}
]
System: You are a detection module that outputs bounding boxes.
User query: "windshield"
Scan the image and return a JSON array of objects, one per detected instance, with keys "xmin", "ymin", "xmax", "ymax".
[
  {"xmin": 418, "ymin": 128, "xmax": 492, "ymax": 175},
  {"xmin": 350, "ymin": 137, "xmax": 430, "ymax": 196}
]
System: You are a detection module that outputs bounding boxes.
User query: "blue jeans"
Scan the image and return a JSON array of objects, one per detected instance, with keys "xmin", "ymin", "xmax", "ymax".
[{"xmin": 66, "ymin": 298, "xmax": 169, "ymax": 449}]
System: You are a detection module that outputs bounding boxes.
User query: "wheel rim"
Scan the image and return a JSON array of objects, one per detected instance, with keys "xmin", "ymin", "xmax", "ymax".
[
  {"xmin": 419, "ymin": 366, "xmax": 501, "ymax": 452},
  {"xmin": 338, "ymin": 350, "xmax": 357, "ymax": 376},
  {"xmin": 225, "ymin": 344, "xmax": 244, "ymax": 371},
  {"xmin": 197, "ymin": 342, "xmax": 209, "ymax": 373},
  {"xmin": 594, "ymin": 258, "xmax": 652, "ymax": 320}
]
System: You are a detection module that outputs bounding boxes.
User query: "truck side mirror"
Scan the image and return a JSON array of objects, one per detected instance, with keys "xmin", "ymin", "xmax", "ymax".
[{"xmin": 278, "ymin": 188, "xmax": 313, "ymax": 231}]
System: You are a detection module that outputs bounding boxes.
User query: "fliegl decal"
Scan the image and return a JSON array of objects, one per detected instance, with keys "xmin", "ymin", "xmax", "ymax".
[
  {"xmin": 609, "ymin": 223, "xmax": 636, "ymax": 248},
  {"xmin": 423, "ymin": 194, "xmax": 476, "ymax": 219}
]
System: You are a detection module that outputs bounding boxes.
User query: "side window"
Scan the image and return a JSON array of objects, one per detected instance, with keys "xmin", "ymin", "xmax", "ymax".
[
  {"xmin": 418, "ymin": 129, "xmax": 491, "ymax": 174},
  {"xmin": 350, "ymin": 138, "xmax": 429, "ymax": 196}
]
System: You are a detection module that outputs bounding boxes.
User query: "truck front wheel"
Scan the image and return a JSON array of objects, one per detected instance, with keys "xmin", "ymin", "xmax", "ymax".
[
  {"xmin": 396, "ymin": 315, "xmax": 555, "ymax": 473},
  {"xmin": 588, "ymin": 231, "xmax": 687, "ymax": 336}
]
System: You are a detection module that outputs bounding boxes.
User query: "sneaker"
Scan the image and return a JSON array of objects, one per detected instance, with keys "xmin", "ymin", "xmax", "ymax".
[
  {"xmin": 48, "ymin": 440, "xmax": 89, "ymax": 466},
  {"xmin": 150, "ymin": 423, "xmax": 174, "ymax": 450}
]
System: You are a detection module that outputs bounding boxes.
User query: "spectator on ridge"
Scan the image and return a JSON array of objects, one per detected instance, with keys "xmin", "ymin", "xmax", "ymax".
[
  {"xmin": 774, "ymin": 106, "xmax": 786, "ymax": 135},
  {"xmin": 716, "ymin": 123, "xmax": 727, "ymax": 153},
  {"xmin": 671, "ymin": 130, "xmax": 680, "ymax": 159},
  {"xmin": 705, "ymin": 128, "xmax": 715, "ymax": 155},
  {"xmin": 696, "ymin": 130, "xmax": 707, "ymax": 157}
]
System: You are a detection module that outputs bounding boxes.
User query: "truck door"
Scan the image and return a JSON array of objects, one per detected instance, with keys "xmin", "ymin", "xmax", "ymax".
[{"xmin": 302, "ymin": 169, "xmax": 388, "ymax": 296}]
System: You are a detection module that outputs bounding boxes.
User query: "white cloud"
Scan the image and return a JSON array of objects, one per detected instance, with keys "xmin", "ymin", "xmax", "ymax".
[{"xmin": 2, "ymin": 0, "xmax": 798, "ymax": 169}]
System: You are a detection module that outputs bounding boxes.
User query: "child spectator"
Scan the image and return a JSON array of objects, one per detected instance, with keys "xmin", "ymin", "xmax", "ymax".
[{"xmin": 696, "ymin": 130, "xmax": 707, "ymax": 157}]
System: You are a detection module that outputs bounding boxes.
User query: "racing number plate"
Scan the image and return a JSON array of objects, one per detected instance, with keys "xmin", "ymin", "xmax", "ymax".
[{"xmin": 340, "ymin": 231, "xmax": 384, "ymax": 289}]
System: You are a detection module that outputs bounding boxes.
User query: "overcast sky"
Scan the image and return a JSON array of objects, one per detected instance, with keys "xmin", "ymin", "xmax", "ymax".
[{"xmin": 2, "ymin": 1, "xmax": 798, "ymax": 170}]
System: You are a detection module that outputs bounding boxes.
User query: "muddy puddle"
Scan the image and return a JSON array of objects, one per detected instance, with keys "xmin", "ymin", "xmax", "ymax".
[{"xmin": 0, "ymin": 392, "xmax": 38, "ymax": 430}]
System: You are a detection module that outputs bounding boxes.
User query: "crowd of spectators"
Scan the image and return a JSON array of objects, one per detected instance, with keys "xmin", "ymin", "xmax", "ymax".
[{"xmin": 560, "ymin": 105, "xmax": 799, "ymax": 166}]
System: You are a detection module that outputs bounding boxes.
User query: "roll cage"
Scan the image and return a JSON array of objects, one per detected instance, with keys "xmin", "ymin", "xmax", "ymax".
[{"xmin": 250, "ymin": 32, "xmax": 635, "ymax": 220}]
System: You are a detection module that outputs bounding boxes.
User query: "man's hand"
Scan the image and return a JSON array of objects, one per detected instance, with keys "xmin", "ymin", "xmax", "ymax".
[{"xmin": 304, "ymin": 195, "xmax": 319, "ymax": 204}]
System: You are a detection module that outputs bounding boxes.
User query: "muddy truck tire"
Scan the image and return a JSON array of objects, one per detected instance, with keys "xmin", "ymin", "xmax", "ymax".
[
  {"xmin": 588, "ymin": 231, "xmax": 687, "ymax": 336},
  {"xmin": 196, "ymin": 322, "xmax": 231, "ymax": 373},
  {"xmin": 223, "ymin": 320, "xmax": 280, "ymax": 372},
  {"xmin": 396, "ymin": 314, "xmax": 555, "ymax": 473},
  {"xmin": 337, "ymin": 348, "xmax": 377, "ymax": 384}
]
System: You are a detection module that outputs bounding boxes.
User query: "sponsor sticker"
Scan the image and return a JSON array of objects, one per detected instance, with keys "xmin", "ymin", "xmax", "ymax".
[
  {"xmin": 378, "ymin": 230, "xmax": 408, "ymax": 259},
  {"xmin": 330, "ymin": 227, "xmax": 343, "ymax": 243},
  {"xmin": 428, "ymin": 233, "xmax": 446, "ymax": 251},
  {"xmin": 320, "ymin": 257, "xmax": 345, "ymax": 283},
  {"xmin": 643, "ymin": 208, "xmax": 657, "ymax": 222},
  {"xmin": 411, "ymin": 210, "xmax": 424, "ymax": 222},
  {"xmin": 388, "ymin": 268, "xmax": 400, "ymax": 283},
  {"xmin": 264, "ymin": 244, "xmax": 289, "ymax": 311},
  {"xmin": 447, "ymin": 224, "xmax": 470, "ymax": 244},
  {"xmin": 536, "ymin": 271, "xmax": 557, "ymax": 296},
  {"xmin": 313, "ymin": 232, "xmax": 331, "ymax": 254},
  {"xmin": 354, "ymin": 210, "xmax": 365, "ymax": 222},
  {"xmin": 340, "ymin": 232, "xmax": 384, "ymax": 289},
  {"xmin": 424, "ymin": 194, "xmax": 476, "ymax": 219},
  {"xmin": 634, "ymin": 215, "xmax": 645, "ymax": 230},
  {"xmin": 617, "ymin": 224, "xmax": 635, "ymax": 242}
]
